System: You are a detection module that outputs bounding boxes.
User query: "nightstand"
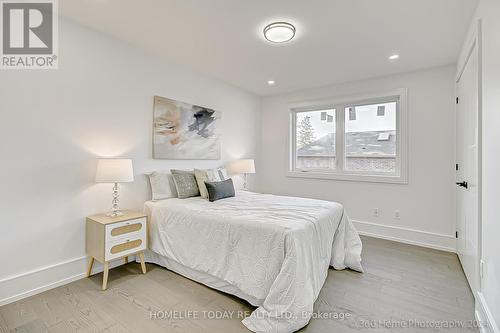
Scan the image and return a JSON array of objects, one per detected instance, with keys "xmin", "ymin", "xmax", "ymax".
[{"xmin": 86, "ymin": 210, "xmax": 147, "ymax": 290}]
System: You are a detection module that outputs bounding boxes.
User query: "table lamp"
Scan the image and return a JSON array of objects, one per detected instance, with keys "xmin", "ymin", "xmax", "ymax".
[
  {"xmin": 227, "ymin": 159, "xmax": 255, "ymax": 190},
  {"xmin": 95, "ymin": 159, "xmax": 134, "ymax": 216}
]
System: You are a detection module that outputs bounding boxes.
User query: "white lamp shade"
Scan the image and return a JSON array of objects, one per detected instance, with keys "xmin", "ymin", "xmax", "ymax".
[
  {"xmin": 227, "ymin": 159, "xmax": 255, "ymax": 174},
  {"xmin": 95, "ymin": 159, "xmax": 134, "ymax": 183}
]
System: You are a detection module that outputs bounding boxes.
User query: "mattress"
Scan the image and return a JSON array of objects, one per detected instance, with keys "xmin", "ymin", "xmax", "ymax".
[{"xmin": 144, "ymin": 191, "xmax": 363, "ymax": 333}]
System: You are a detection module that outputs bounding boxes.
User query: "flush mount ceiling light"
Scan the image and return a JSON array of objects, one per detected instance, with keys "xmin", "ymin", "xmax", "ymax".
[
  {"xmin": 388, "ymin": 54, "xmax": 400, "ymax": 60},
  {"xmin": 267, "ymin": 80, "xmax": 276, "ymax": 85},
  {"xmin": 263, "ymin": 22, "xmax": 296, "ymax": 43}
]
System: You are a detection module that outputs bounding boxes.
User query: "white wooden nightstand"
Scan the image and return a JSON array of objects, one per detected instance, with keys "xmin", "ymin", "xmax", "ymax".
[{"xmin": 86, "ymin": 210, "xmax": 147, "ymax": 290}]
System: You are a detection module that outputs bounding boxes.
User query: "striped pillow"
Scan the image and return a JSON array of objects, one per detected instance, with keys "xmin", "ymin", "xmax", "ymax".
[
  {"xmin": 206, "ymin": 167, "xmax": 228, "ymax": 182},
  {"xmin": 195, "ymin": 167, "xmax": 228, "ymax": 199}
]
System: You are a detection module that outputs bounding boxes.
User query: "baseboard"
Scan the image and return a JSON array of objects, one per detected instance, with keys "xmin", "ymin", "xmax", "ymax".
[
  {"xmin": 352, "ymin": 219, "xmax": 456, "ymax": 252},
  {"xmin": 0, "ymin": 255, "xmax": 131, "ymax": 306},
  {"xmin": 476, "ymin": 292, "xmax": 499, "ymax": 333}
]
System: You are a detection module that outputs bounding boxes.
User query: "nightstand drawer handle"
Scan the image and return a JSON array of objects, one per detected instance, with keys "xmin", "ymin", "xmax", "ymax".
[
  {"xmin": 110, "ymin": 223, "xmax": 142, "ymax": 236},
  {"xmin": 110, "ymin": 239, "xmax": 142, "ymax": 254}
]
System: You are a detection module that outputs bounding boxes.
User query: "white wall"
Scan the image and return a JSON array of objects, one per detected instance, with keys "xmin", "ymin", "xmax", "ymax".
[
  {"xmin": 0, "ymin": 18, "xmax": 261, "ymax": 304},
  {"xmin": 257, "ymin": 66, "xmax": 457, "ymax": 251},
  {"xmin": 463, "ymin": 1, "xmax": 500, "ymax": 331}
]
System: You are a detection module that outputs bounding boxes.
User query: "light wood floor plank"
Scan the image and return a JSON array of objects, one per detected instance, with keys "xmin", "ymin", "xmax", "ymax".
[
  {"xmin": 0, "ymin": 312, "xmax": 8, "ymax": 333},
  {"xmin": 52, "ymin": 282, "xmax": 117, "ymax": 331},
  {"xmin": 28, "ymin": 288, "xmax": 73, "ymax": 328},
  {"xmin": 0, "ymin": 299, "xmax": 38, "ymax": 330},
  {"xmin": 9, "ymin": 318, "xmax": 49, "ymax": 333},
  {"xmin": 101, "ymin": 323, "xmax": 132, "ymax": 333}
]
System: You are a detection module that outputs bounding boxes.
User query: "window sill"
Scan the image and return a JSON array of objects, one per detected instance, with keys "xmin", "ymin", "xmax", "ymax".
[{"xmin": 286, "ymin": 170, "xmax": 408, "ymax": 184}]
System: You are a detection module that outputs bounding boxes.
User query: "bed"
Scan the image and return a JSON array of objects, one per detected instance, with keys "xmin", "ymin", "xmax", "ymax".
[{"xmin": 143, "ymin": 191, "xmax": 363, "ymax": 333}]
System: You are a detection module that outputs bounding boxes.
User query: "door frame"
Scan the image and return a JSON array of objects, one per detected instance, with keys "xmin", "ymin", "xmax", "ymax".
[{"xmin": 455, "ymin": 19, "xmax": 483, "ymax": 295}]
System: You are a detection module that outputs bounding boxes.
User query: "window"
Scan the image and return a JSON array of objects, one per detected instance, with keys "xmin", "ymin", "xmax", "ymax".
[
  {"xmin": 295, "ymin": 109, "xmax": 336, "ymax": 170},
  {"xmin": 289, "ymin": 89, "xmax": 407, "ymax": 183},
  {"xmin": 344, "ymin": 102, "xmax": 396, "ymax": 173}
]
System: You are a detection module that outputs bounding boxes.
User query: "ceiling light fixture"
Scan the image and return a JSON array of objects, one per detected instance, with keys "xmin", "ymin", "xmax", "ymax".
[
  {"xmin": 388, "ymin": 54, "xmax": 400, "ymax": 60},
  {"xmin": 263, "ymin": 22, "xmax": 296, "ymax": 43},
  {"xmin": 267, "ymin": 80, "xmax": 275, "ymax": 85}
]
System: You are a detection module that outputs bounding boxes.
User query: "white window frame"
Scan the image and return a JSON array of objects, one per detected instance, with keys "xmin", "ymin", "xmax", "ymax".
[{"xmin": 288, "ymin": 88, "xmax": 408, "ymax": 184}]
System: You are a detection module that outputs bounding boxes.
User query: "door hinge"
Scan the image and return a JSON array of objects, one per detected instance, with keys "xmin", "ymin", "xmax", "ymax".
[
  {"xmin": 455, "ymin": 164, "xmax": 459, "ymax": 171},
  {"xmin": 456, "ymin": 97, "xmax": 459, "ymax": 104},
  {"xmin": 455, "ymin": 231, "xmax": 458, "ymax": 238}
]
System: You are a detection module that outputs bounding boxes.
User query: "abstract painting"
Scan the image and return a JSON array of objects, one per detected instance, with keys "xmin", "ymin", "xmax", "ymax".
[{"xmin": 153, "ymin": 96, "xmax": 221, "ymax": 159}]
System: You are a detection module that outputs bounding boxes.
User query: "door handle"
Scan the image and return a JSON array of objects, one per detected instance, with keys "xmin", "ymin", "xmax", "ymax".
[{"xmin": 456, "ymin": 181, "xmax": 468, "ymax": 189}]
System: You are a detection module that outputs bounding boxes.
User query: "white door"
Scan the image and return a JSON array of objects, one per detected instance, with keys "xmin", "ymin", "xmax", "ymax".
[{"xmin": 456, "ymin": 42, "xmax": 479, "ymax": 294}]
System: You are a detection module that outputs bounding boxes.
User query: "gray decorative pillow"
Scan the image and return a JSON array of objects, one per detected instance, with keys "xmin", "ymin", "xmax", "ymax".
[
  {"xmin": 204, "ymin": 178, "xmax": 235, "ymax": 202},
  {"xmin": 171, "ymin": 169, "xmax": 200, "ymax": 199}
]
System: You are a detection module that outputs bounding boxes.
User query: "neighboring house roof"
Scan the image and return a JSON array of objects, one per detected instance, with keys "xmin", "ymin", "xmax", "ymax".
[{"xmin": 297, "ymin": 130, "xmax": 396, "ymax": 157}]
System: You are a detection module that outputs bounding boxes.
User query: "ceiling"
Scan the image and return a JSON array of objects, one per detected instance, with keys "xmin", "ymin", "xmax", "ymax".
[{"xmin": 60, "ymin": 0, "xmax": 478, "ymax": 96}]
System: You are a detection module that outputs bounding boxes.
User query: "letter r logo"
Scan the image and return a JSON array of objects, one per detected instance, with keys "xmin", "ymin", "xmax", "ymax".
[{"xmin": 2, "ymin": 2, "xmax": 53, "ymax": 54}]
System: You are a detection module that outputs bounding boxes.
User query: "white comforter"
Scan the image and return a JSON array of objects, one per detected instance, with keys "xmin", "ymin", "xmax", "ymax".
[{"xmin": 145, "ymin": 191, "xmax": 362, "ymax": 333}]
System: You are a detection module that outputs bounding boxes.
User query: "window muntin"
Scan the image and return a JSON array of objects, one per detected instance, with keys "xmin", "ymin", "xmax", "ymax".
[
  {"xmin": 377, "ymin": 105, "xmax": 385, "ymax": 116},
  {"xmin": 289, "ymin": 91, "xmax": 406, "ymax": 183},
  {"xmin": 295, "ymin": 109, "xmax": 336, "ymax": 171},
  {"xmin": 348, "ymin": 107, "xmax": 356, "ymax": 120}
]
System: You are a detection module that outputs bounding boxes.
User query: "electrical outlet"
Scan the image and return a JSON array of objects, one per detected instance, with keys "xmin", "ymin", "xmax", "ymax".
[
  {"xmin": 373, "ymin": 208, "xmax": 379, "ymax": 217},
  {"xmin": 394, "ymin": 210, "xmax": 400, "ymax": 219}
]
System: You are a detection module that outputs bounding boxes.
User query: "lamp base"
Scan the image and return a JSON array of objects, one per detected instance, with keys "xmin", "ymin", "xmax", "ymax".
[
  {"xmin": 107, "ymin": 183, "xmax": 124, "ymax": 217},
  {"xmin": 106, "ymin": 210, "xmax": 124, "ymax": 217}
]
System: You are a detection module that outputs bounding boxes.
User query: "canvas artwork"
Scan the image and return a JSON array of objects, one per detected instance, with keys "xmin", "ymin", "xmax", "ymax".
[{"xmin": 153, "ymin": 96, "xmax": 221, "ymax": 159}]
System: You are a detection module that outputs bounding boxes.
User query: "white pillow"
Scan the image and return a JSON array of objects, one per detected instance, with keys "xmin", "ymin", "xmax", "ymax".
[
  {"xmin": 148, "ymin": 171, "xmax": 178, "ymax": 200},
  {"xmin": 194, "ymin": 167, "xmax": 228, "ymax": 199}
]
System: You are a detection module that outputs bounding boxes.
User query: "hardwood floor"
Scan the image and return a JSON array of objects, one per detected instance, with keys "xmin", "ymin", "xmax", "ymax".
[{"xmin": 0, "ymin": 236, "xmax": 477, "ymax": 332}]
